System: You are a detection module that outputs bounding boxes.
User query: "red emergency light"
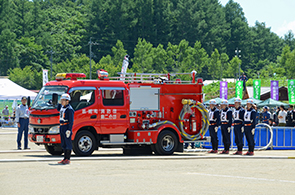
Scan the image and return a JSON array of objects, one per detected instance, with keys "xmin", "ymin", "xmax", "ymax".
[
  {"xmin": 97, "ymin": 69, "xmax": 109, "ymax": 80},
  {"xmin": 55, "ymin": 73, "xmax": 86, "ymax": 81}
]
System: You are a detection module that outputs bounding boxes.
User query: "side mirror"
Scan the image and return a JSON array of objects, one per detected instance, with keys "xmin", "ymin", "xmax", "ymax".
[
  {"xmin": 52, "ymin": 93, "xmax": 58, "ymax": 106},
  {"xmin": 27, "ymin": 96, "xmax": 31, "ymax": 107}
]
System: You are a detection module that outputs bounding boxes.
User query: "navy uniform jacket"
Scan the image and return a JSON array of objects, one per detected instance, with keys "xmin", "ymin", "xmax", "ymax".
[
  {"xmin": 233, "ymin": 107, "xmax": 245, "ymax": 124},
  {"xmin": 220, "ymin": 107, "xmax": 232, "ymax": 127},
  {"xmin": 244, "ymin": 108, "xmax": 257, "ymax": 129},
  {"xmin": 209, "ymin": 107, "xmax": 220, "ymax": 126},
  {"xmin": 262, "ymin": 111, "xmax": 271, "ymax": 123},
  {"xmin": 57, "ymin": 104, "xmax": 74, "ymax": 131}
]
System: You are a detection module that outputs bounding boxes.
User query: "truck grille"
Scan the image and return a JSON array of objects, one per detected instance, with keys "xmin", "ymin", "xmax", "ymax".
[{"xmin": 33, "ymin": 127, "xmax": 49, "ymax": 134}]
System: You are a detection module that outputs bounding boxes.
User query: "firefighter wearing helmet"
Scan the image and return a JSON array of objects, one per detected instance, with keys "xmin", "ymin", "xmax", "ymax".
[
  {"xmin": 208, "ymin": 99, "xmax": 220, "ymax": 153},
  {"xmin": 219, "ymin": 99, "xmax": 232, "ymax": 154},
  {"xmin": 57, "ymin": 94, "xmax": 74, "ymax": 164},
  {"xmin": 243, "ymin": 99, "xmax": 257, "ymax": 155},
  {"xmin": 232, "ymin": 97, "xmax": 245, "ymax": 155}
]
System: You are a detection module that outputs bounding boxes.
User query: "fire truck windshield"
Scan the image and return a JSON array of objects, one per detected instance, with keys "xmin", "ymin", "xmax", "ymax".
[{"xmin": 32, "ymin": 86, "xmax": 68, "ymax": 109}]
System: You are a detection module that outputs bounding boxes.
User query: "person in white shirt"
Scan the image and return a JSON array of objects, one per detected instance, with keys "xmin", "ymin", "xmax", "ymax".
[
  {"xmin": 15, "ymin": 96, "xmax": 30, "ymax": 150},
  {"xmin": 278, "ymin": 105, "xmax": 287, "ymax": 126}
]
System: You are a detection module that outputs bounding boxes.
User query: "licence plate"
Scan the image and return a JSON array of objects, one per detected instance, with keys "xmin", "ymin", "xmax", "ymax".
[{"xmin": 36, "ymin": 136, "xmax": 43, "ymax": 142}]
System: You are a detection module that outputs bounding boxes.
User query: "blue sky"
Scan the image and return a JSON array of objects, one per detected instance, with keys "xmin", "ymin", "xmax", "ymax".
[{"xmin": 219, "ymin": 0, "xmax": 295, "ymax": 37}]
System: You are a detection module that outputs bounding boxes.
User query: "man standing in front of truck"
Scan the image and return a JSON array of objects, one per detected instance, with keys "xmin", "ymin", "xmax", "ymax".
[{"xmin": 58, "ymin": 94, "xmax": 74, "ymax": 165}]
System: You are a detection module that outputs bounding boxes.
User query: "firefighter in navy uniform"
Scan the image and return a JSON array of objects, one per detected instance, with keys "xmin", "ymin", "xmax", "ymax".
[
  {"xmin": 243, "ymin": 99, "xmax": 257, "ymax": 155},
  {"xmin": 262, "ymin": 106, "xmax": 271, "ymax": 124},
  {"xmin": 232, "ymin": 98, "xmax": 245, "ymax": 155},
  {"xmin": 208, "ymin": 99, "xmax": 220, "ymax": 153},
  {"xmin": 219, "ymin": 99, "xmax": 232, "ymax": 154},
  {"xmin": 57, "ymin": 94, "xmax": 74, "ymax": 164}
]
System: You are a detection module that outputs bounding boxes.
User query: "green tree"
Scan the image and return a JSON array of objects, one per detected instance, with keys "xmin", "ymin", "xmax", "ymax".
[
  {"xmin": 208, "ymin": 49, "xmax": 221, "ymax": 79},
  {"xmin": 16, "ymin": 37, "xmax": 49, "ymax": 71},
  {"xmin": 0, "ymin": 29, "xmax": 18, "ymax": 75},
  {"xmin": 8, "ymin": 66, "xmax": 42, "ymax": 89}
]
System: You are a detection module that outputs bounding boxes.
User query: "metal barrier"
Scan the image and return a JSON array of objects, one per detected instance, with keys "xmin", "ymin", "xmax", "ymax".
[{"xmin": 202, "ymin": 126, "xmax": 295, "ymax": 150}]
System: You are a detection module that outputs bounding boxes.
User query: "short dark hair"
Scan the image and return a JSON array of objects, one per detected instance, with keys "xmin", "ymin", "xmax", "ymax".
[
  {"xmin": 280, "ymin": 105, "xmax": 285, "ymax": 110},
  {"xmin": 289, "ymin": 105, "xmax": 294, "ymax": 108}
]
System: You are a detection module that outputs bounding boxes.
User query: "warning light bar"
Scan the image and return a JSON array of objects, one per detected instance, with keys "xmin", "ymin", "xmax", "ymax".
[
  {"xmin": 55, "ymin": 73, "xmax": 86, "ymax": 81},
  {"xmin": 97, "ymin": 69, "xmax": 109, "ymax": 80}
]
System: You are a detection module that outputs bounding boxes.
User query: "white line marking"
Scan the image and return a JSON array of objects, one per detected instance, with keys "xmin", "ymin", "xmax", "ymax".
[
  {"xmin": 0, "ymin": 155, "xmax": 294, "ymax": 163},
  {"xmin": 187, "ymin": 172, "xmax": 295, "ymax": 184},
  {"xmin": 0, "ymin": 132, "xmax": 17, "ymax": 135},
  {"xmin": 0, "ymin": 150, "xmax": 46, "ymax": 153}
]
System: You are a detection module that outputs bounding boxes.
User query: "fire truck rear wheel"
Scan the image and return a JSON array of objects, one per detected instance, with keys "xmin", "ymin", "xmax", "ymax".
[
  {"xmin": 45, "ymin": 144, "xmax": 63, "ymax": 156},
  {"xmin": 153, "ymin": 130, "xmax": 178, "ymax": 155},
  {"xmin": 73, "ymin": 130, "xmax": 97, "ymax": 156}
]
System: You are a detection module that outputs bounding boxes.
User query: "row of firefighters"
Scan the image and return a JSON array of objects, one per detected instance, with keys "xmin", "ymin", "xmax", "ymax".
[{"xmin": 205, "ymin": 98, "xmax": 256, "ymax": 155}]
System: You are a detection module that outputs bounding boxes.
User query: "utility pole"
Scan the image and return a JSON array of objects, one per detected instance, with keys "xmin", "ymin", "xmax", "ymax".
[
  {"xmin": 47, "ymin": 48, "xmax": 55, "ymax": 80},
  {"xmin": 89, "ymin": 37, "xmax": 99, "ymax": 79},
  {"xmin": 235, "ymin": 48, "xmax": 241, "ymax": 79}
]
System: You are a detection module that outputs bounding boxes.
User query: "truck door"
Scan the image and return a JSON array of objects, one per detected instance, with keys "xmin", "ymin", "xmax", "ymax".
[
  {"xmin": 69, "ymin": 87, "xmax": 99, "ymax": 132},
  {"xmin": 99, "ymin": 87, "xmax": 129, "ymax": 134}
]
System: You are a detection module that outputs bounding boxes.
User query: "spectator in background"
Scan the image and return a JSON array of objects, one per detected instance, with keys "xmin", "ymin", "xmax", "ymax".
[
  {"xmin": 253, "ymin": 104, "xmax": 259, "ymax": 124},
  {"xmin": 268, "ymin": 118, "xmax": 274, "ymax": 126},
  {"xmin": 278, "ymin": 105, "xmax": 287, "ymax": 126},
  {"xmin": 239, "ymin": 73, "xmax": 248, "ymax": 90},
  {"xmin": 2, "ymin": 105, "xmax": 9, "ymax": 121},
  {"xmin": 273, "ymin": 107, "xmax": 280, "ymax": 126},
  {"xmin": 286, "ymin": 105, "xmax": 295, "ymax": 127}
]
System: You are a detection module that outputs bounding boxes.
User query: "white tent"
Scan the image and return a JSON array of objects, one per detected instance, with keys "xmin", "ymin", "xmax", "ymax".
[{"xmin": 0, "ymin": 79, "xmax": 37, "ymax": 100}]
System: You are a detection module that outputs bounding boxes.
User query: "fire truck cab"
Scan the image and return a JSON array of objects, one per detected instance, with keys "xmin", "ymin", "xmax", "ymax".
[{"xmin": 28, "ymin": 71, "xmax": 209, "ymax": 156}]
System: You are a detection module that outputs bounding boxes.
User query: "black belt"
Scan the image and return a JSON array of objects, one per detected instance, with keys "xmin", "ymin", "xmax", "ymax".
[
  {"xmin": 234, "ymin": 122, "xmax": 242, "ymax": 126},
  {"xmin": 20, "ymin": 117, "xmax": 29, "ymax": 119}
]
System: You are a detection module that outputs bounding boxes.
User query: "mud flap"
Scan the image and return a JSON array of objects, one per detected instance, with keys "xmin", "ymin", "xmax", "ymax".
[{"xmin": 176, "ymin": 143, "xmax": 183, "ymax": 152}]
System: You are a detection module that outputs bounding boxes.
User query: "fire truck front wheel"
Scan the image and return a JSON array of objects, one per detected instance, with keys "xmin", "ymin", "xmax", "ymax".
[
  {"xmin": 73, "ymin": 130, "xmax": 97, "ymax": 156},
  {"xmin": 45, "ymin": 144, "xmax": 63, "ymax": 156},
  {"xmin": 153, "ymin": 130, "xmax": 178, "ymax": 155}
]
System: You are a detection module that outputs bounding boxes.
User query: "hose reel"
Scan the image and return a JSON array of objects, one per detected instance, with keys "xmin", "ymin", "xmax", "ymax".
[{"xmin": 179, "ymin": 99, "xmax": 209, "ymax": 141}]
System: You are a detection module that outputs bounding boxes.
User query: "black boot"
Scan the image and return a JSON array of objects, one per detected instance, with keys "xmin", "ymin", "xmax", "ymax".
[
  {"xmin": 63, "ymin": 150, "xmax": 66, "ymax": 160},
  {"xmin": 238, "ymin": 146, "xmax": 243, "ymax": 152},
  {"xmin": 214, "ymin": 143, "xmax": 219, "ymax": 151},
  {"xmin": 224, "ymin": 144, "xmax": 230, "ymax": 151},
  {"xmin": 65, "ymin": 150, "xmax": 71, "ymax": 160},
  {"xmin": 249, "ymin": 146, "xmax": 254, "ymax": 153}
]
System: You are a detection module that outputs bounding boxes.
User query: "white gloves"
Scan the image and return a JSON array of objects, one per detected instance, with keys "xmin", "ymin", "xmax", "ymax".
[
  {"xmin": 251, "ymin": 129, "xmax": 255, "ymax": 135},
  {"xmin": 241, "ymin": 127, "xmax": 244, "ymax": 133},
  {"xmin": 66, "ymin": 130, "xmax": 71, "ymax": 138},
  {"xmin": 214, "ymin": 126, "xmax": 218, "ymax": 132},
  {"xmin": 228, "ymin": 127, "xmax": 231, "ymax": 133}
]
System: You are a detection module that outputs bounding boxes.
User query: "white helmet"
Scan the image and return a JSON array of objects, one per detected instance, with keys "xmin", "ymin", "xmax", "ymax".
[
  {"xmin": 60, "ymin": 93, "xmax": 71, "ymax": 101},
  {"xmin": 234, "ymin": 97, "xmax": 242, "ymax": 103},
  {"xmin": 220, "ymin": 99, "xmax": 228, "ymax": 105},
  {"xmin": 209, "ymin": 99, "xmax": 217, "ymax": 105},
  {"xmin": 246, "ymin": 99, "xmax": 254, "ymax": 105}
]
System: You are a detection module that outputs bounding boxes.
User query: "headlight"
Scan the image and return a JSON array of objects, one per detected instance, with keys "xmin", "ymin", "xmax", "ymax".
[
  {"xmin": 48, "ymin": 126, "xmax": 60, "ymax": 134},
  {"xmin": 29, "ymin": 125, "xmax": 34, "ymax": 134}
]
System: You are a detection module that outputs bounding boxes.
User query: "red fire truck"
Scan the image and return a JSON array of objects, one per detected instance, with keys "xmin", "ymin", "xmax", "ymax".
[{"xmin": 28, "ymin": 71, "xmax": 209, "ymax": 156}]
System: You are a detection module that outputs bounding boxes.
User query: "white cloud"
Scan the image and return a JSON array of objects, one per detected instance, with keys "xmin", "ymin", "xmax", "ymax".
[{"xmin": 273, "ymin": 20, "xmax": 295, "ymax": 37}]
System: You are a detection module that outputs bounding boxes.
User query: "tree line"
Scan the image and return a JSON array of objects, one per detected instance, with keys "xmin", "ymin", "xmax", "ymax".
[{"xmin": 1, "ymin": 0, "xmax": 295, "ymax": 89}]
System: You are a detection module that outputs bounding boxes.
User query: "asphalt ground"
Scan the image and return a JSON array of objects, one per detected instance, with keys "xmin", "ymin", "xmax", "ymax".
[{"xmin": 1, "ymin": 127, "xmax": 295, "ymax": 195}]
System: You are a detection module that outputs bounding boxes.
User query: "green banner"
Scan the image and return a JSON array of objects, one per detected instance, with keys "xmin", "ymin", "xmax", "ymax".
[
  {"xmin": 253, "ymin": 80, "xmax": 261, "ymax": 99},
  {"xmin": 288, "ymin": 80, "xmax": 295, "ymax": 104},
  {"xmin": 236, "ymin": 81, "xmax": 243, "ymax": 99}
]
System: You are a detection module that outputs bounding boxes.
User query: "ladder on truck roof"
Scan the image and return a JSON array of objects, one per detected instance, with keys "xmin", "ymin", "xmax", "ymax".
[{"xmin": 108, "ymin": 71, "xmax": 200, "ymax": 84}]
